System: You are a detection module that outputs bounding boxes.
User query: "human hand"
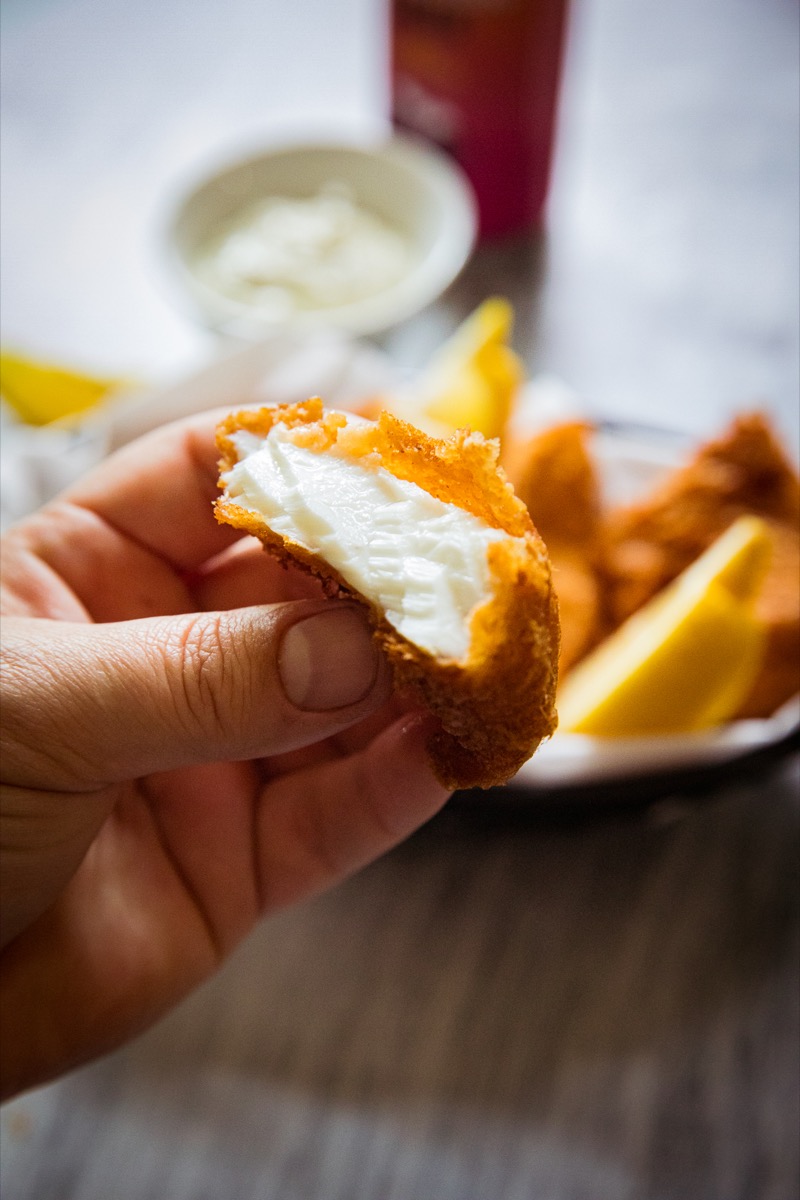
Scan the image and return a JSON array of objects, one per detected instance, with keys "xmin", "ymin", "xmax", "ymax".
[{"xmin": 0, "ymin": 410, "xmax": 450, "ymax": 1100}]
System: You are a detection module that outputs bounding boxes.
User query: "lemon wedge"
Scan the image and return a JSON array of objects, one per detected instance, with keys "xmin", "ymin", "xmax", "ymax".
[
  {"xmin": 0, "ymin": 350, "xmax": 130, "ymax": 426},
  {"xmin": 557, "ymin": 515, "xmax": 772, "ymax": 736},
  {"xmin": 388, "ymin": 298, "xmax": 524, "ymax": 440}
]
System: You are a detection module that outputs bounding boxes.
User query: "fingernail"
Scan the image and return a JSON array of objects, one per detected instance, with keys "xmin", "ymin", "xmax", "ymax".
[{"xmin": 279, "ymin": 606, "xmax": 380, "ymax": 711}]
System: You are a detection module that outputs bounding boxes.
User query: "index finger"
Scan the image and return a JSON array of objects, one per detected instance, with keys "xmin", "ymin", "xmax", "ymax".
[{"xmin": 62, "ymin": 407, "xmax": 243, "ymax": 572}]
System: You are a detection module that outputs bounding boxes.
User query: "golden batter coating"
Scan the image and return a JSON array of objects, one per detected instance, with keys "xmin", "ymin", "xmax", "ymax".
[
  {"xmin": 215, "ymin": 399, "xmax": 560, "ymax": 790},
  {"xmin": 600, "ymin": 412, "xmax": 800, "ymax": 717},
  {"xmin": 502, "ymin": 421, "xmax": 606, "ymax": 672}
]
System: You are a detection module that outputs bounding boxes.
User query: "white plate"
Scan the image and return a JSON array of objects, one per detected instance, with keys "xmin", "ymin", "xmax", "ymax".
[
  {"xmin": 7, "ymin": 346, "xmax": 795, "ymax": 807},
  {"xmin": 492, "ymin": 418, "xmax": 800, "ymax": 808}
]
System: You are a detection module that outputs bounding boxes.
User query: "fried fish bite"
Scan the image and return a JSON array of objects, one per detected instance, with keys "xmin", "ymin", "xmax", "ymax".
[{"xmin": 215, "ymin": 399, "xmax": 560, "ymax": 789}]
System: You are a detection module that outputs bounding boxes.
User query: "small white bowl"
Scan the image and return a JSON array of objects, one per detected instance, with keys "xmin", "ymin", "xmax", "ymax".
[{"xmin": 159, "ymin": 136, "xmax": 477, "ymax": 341}]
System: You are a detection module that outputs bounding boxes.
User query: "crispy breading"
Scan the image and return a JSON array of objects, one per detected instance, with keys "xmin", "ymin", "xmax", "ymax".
[
  {"xmin": 501, "ymin": 421, "xmax": 604, "ymax": 548},
  {"xmin": 601, "ymin": 412, "xmax": 800, "ymax": 716},
  {"xmin": 737, "ymin": 522, "xmax": 800, "ymax": 717},
  {"xmin": 546, "ymin": 546, "xmax": 603, "ymax": 675},
  {"xmin": 215, "ymin": 399, "xmax": 560, "ymax": 789},
  {"xmin": 502, "ymin": 422, "xmax": 605, "ymax": 671}
]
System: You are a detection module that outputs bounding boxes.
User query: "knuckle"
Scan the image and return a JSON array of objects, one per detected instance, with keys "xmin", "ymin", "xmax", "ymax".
[
  {"xmin": 261, "ymin": 755, "xmax": 393, "ymax": 909},
  {"xmin": 162, "ymin": 614, "xmax": 234, "ymax": 738},
  {"xmin": 286, "ymin": 801, "xmax": 348, "ymax": 897},
  {"xmin": 353, "ymin": 753, "xmax": 402, "ymax": 847},
  {"xmin": 0, "ymin": 627, "xmax": 99, "ymax": 788}
]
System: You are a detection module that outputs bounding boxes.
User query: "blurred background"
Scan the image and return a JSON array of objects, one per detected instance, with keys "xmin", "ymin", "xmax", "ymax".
[{"xmin": 2, "ymin": 0, "xmax": 798, "ymax": 439}]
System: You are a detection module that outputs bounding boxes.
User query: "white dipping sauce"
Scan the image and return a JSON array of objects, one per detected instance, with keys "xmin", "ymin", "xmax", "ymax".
[{"xmin": 193, "ymin": 184, "xmax": 413, "ymax": 318}]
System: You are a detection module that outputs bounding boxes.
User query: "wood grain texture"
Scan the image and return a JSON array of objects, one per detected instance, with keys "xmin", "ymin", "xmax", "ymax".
[{"xmin": 2, "ymin": 765, "xmax": 799, "ymax": 1199}]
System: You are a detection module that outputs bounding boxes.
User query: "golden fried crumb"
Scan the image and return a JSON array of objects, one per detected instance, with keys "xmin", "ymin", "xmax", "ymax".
[
  {"xmin": 215, "ymin": 400, "xmax": 560, "ymax": 789},
  {"xmin": 502, "ymin": 422, "xmax": 606, "ymax": 671},
  {"xmin": 600, "ymin": 412, "xmax": 800, "ymax": 717}
]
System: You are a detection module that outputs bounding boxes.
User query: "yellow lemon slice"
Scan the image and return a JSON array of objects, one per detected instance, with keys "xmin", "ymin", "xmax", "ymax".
[
  {"xmin": 0, "ymin": 350, "xmax": 130, "ymax": 426},
  {"xmin": 389, "ymin": 298, "xmax": 524, "ymax": 440},
  {"xmin": 557, "ymin": 515, "xmax": 772, "ymax": 736}
]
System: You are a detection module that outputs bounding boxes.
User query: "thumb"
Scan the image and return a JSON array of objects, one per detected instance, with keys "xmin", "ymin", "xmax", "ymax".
[{"xmin": 2, "ymin": 601, "xmax": 391, "ymax": 790}]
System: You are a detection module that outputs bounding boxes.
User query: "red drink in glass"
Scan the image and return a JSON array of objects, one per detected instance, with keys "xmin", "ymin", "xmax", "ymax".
[{"xmin": 392, "ymin": 0, "xmax": 568, "ymax": 240}]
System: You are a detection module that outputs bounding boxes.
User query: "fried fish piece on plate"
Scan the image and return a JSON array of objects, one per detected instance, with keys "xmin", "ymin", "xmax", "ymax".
[
  {"xmin": 215, "ymin": 399, "xmax": 560, "ymax": 789},
  {"xmin": 600, "ymin": 411, "xmax": 800, "ymax": 717},
  {"xmin": 502, "ymin": 420, "xmax": 605, "ymax": 672}
]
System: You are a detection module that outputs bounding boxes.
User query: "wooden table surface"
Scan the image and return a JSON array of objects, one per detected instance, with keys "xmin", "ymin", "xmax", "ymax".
[
  {"xmin": 2, "ymin": 766, "xmax": 798, "ymax": 1200},
  {"xmin": 1, "ymin": 0, "xmax": 798, "ymax": 1196}
]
